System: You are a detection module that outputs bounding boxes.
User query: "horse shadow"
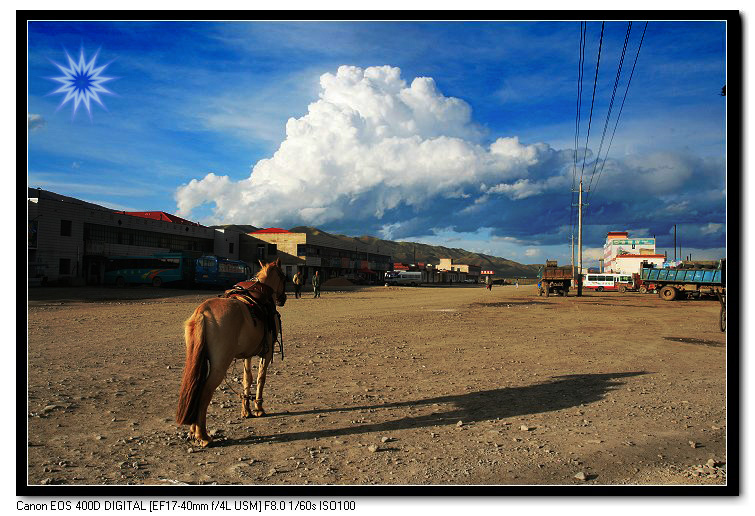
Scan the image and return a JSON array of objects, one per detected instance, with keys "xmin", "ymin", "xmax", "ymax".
[{"xmin": 215, "ymin": 371, "xmax": 647, "ymax": 447}]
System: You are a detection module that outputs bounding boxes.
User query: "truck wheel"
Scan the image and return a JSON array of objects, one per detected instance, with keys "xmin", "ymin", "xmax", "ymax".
[
  {"xmin": 639, "ymin": 285, "xmax": 647, "ymax": 294},
  {"xmin": 597, "ymin": 286, "xmax": 604, "ymax": 292},
  {"xmin": 116, "ymin": 276, "xmax": 125, "ymax": 287},
  {"xmin": 619, "ymin": 285, "xmax": 627, "ymax": 293},
  {"xmin": 660, "ymin": 286, "xmax": 678, "ymax": 301},
  {"xmin": 720, "ymin": 305, "xmax": 726, "ymax": 332},
  {"xmin": 152, "ymin": 277, "xmax": 163, "ymax": 288}
]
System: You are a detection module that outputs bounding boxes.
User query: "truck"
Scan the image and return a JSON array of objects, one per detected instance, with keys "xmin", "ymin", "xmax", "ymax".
[
  {"xmin": 616, "ymin": 272, "xmax": 657, "ymax": 294},
  {"xmin": 537, "ymin": 260, "xmax": 572, "ymax": 297},
  {"xmin": 639, "ymin": 259, "xmax": 725, "ymax": 301}
]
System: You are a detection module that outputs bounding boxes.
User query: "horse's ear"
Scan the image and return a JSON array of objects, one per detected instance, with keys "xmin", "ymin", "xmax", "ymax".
[
  {"xmin": 259, "ymin": 259, "xmax": 266, "ymax": 268},
  {"xmin": 275, "ymin": 257, "xmax": 281, "ymax": 267}
]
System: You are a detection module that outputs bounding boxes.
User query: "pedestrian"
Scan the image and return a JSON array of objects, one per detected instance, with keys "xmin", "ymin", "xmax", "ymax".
[
  {"xmin": 312, "ymin": 270, "xmax": 322, "ymax": 298},
  {"xmin": 293, "ymin": 270, "xmax": 303, "ymax": 299},
  {"xmin": 515, "ymin": 281, "xmax": 519, "ymax": 289},
  {"xmin": 485, "ymin": 275, "xmax": 492, "ymax": 291}
]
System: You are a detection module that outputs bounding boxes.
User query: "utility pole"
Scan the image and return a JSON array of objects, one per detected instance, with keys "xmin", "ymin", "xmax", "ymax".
[
  {"xmin": 571, "ymin": 233, "xmax": 575, "ymax": 279},
  {"xmin": 674, "ymin": 224, "xmax": 677, "ymax": 261},
  {"xmin": 577, "ymin": 179, "xmax": 584, "ymax": 297}
]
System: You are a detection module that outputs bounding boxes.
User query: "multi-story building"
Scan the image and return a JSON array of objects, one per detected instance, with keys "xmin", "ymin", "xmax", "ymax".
[
  {"xmin": 436, "ymin": 258, "xmax": 481, "ymax": 283},
  {"xmin": 28, "ymin": 188, "xmax": 241, "ymax": 285},
  {"xmin": 603, "ymin": 231, "xmax": 662, "ymax": 273},
  {"xmin": 243, "ymin": 228, "xmax": 392, "ymax": 284}
]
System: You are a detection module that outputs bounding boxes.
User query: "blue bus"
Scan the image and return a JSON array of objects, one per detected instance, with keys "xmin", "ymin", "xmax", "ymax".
[
  {"xmin": 194, "ymin": 255, "xmax": 253, "ymax": 288},
  {"xmin": 104, "ymin": 252, "xmax": 195, "ymax": 287}
]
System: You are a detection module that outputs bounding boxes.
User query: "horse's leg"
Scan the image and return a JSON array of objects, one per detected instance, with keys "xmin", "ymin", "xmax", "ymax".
[
  {"xmin": 193, "ymin": 360, "xmax": 231, "ymax": 447},
  {"xmin": 253, "ymin": 348, "xmax": 273, "ymax": 417},
  {"xmin": 241, "ymin": 357, "xmax": 254, "ymax": 418}
]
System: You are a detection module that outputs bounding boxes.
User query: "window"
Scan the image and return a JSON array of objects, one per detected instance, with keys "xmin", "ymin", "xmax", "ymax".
[
  {"xmin": 59, "ymin": 258, "xmax": 71, "ymax": 275},
  {"xmin": 229, "ymin": 242, "xmax": 234, "ymax": 254},
  {"xmin": 60, "ymin": 220, "xmax": 72, "ymax": 237},
  {"xmin": 297, "ymin": 244, "xmax": 306, "ymax": 256},
  {"xmin": 257, "ymin": 244, "xmax": 266, "ymax": 260},
  {"xmin": 267, "ymin": 244, "xmax": 277, "ymax": 256}
]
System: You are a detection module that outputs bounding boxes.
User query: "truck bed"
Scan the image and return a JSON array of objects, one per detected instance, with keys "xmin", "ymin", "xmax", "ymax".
[
  {"xmin": 541, "ymin": 268, "xmax": 573, "ymax": 280},
  {"xmin": 640, "ymin": 267, "xmax": 723, "ymax": 285}
]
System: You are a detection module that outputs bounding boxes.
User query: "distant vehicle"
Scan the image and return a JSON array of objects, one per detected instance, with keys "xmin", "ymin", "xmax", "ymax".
[
  {"xmin": 104, "ymin": 252, "xmax": 195, "ymax": 287},
  {"xmin": 616, "ymin": 273, "xmax": 656, "ymax": 293},
  {"xmin": 538, "ymin": 260, "xmax": 572, "ymax": 297},
  {"xmin": 464, "ymin": 278, "xmax": 478, "ymax": 284},
  {"xmin": 195, "ymin": 255, "xmax": 252, "ymax": 288},
  {"xmin": 640, "ymin": 260, "xmax": 725, "ymax": 301},
  {"xmin": 385, "ymin": 270, "xmax": 422, "ymax": 286},
  {"xmin": 583, "ymin": 273, "xmax": 633, "ymax": 292}
]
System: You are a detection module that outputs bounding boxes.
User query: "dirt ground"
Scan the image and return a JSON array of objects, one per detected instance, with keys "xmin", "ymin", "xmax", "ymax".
[{"xmin": 26, "ymin": 283, "xmax": 727, "ymax": 486}]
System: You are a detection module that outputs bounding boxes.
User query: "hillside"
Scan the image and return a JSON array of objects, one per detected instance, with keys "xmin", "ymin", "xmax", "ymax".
[{"xmin": 289, "ymin": 226, "xmax": 542, "ymax": 278}]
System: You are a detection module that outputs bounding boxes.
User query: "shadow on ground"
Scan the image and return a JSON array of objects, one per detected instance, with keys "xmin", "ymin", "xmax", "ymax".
[
  {"xmin": 662, "ymin": 337, "xmax": 725, "ymax": 348},
  {"xmin": 216, "ymin": 371, "xmax": 647, "ymax": 447},
  {"xmin": 471, "ymin": 300, "xmax": 549, "ymax": 308}
]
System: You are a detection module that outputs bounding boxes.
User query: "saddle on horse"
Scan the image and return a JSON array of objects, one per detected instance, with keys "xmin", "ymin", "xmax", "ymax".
[{"xmin": 220, "ymin": 280, "xmax": 284, "ymax": 360}]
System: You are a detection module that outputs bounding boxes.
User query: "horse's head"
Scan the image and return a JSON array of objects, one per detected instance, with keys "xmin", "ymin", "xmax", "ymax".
[{"xmin": 259, "ymin": 258, "xmax": 287, "ymax": 307}]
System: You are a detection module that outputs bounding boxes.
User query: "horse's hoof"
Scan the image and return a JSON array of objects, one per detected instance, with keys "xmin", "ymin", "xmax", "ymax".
[
  {"xmin": 242, "ymin": 410, "xmax": 252, "ymax": 419},
  {"xmin": 198, "ymin": 438, "xmax": 212, "ymax": 448},
  {"xmin": 252, "ymin": 409, "xmax": 266, "ymax": 417}
]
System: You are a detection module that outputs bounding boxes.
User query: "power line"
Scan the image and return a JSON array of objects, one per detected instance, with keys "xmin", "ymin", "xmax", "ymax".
[
  {"xmin": 569, "ymin": 21, "xmax": 587, "ymax": 239},
  {"xmin": 578, "ymin": 21, "xmax": 605, "ymax": 186},
  {"xmin": 586, "ymin": 22, "xmax": 632, "ymax": 200},
  {"xmin": 590, "ymin": 21, "xmax": 648, "ymax": 199}
]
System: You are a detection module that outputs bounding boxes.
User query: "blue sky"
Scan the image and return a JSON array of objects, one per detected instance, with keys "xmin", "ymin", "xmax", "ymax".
[{"xmin": 27, "ymin": 20, "xmax": 727, "ymax": 265}]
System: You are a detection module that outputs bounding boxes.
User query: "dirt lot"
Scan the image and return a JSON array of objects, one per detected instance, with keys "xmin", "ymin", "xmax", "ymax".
[{"xmin": 26, "ymin": 283, "xmax": 727, "ymax": 486}]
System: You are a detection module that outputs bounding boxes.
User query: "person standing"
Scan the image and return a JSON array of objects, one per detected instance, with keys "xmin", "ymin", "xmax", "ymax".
[
  {"xmin": 485, "ymin": 275, "xmax": 492, "ymax": 291},
  {"xmin": 312, "ymin": 270, "xmax": 322, "ymax": 298},
  {"xmin": 293, "ymin": 270, "xmax": 303, "ymax": 299}
]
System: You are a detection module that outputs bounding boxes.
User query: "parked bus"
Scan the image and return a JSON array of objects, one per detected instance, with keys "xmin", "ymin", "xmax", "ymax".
[
  {"xmin": 384, "ymin": 270, "xmax": 422, "ymax": 286},
  {"xmin": 195, "ymin": 255, "xmax": 253, "ymax": 288},
  {"xmin": 583, "ymin": 273, "xmax": 633, "ymax": 292},
  {"xmin": 104, "ymin": 252, "xmax": 195, "ymax": 287}
]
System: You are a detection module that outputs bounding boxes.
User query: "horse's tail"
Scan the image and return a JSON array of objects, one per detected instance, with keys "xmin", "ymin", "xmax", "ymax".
[{"xmin": 176, "ymin": 308, "xmax": 209, "ymax": 425}]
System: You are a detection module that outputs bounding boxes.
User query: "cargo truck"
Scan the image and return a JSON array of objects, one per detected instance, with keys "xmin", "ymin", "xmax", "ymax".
[
  {"xmin": 537, "ymin": 260, "xmax": 572, "ymax": 297},
  {"xmin": 639, "ymin": 260, "xmax": 725, "ymax": 301}
]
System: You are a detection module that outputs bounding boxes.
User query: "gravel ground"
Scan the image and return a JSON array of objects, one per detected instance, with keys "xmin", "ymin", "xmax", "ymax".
[{"xmin": 26, "ymin": 283, "xmax": 727, "ymax": 486}]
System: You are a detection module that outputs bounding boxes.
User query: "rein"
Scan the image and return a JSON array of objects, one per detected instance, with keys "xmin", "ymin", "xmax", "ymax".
[{"xmin": 219, "ymin": 266, "xmax": 286, "ymax": 399}]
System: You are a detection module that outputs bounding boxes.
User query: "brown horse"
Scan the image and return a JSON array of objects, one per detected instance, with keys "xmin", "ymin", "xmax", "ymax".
[{"xmin": 175, "ymin": 258, "xmax": 287, "ymax": 447}]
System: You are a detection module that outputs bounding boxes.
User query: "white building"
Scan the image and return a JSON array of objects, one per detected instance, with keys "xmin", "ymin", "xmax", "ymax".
[
  {"xmin": 603, "ymin": 231, "xmax": 659, "ymax": 273},
  {"xmin": 613, "ymin": 254, "xmax": 666, "ymax": 275}
]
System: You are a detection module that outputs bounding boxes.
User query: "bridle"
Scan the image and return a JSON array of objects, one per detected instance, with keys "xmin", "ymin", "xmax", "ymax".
[{"xmin": 266, "ymin": 264, "xmax": 288, "ymax": 307}]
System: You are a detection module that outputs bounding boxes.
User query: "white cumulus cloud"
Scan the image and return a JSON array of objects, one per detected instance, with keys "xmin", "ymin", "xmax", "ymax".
[{"xmin": 175, "ymin": 65, "xmax": 557, "ymax": 226}]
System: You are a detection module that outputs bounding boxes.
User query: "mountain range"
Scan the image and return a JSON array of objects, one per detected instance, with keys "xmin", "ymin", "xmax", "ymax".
[{"xmin": 289, "ymin": 226, "xmax": 543, "ymax": 278}]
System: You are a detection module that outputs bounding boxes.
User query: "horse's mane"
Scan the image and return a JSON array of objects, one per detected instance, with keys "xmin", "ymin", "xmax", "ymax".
[{"xmin": 255, "ymin": 261, "xmax": 279, "ymax": 281}]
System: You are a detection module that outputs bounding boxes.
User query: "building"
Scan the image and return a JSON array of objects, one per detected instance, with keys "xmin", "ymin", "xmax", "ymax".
[
  {"xmin": 244, "ymin": 227, "xmax": 392, "ymax": 284},
  {"xmin": 436, "ymin": 258, "xmax": 481, "ymax": 283},
  {"xmin": 603, "ymin": 231, "xmax": 660, "ymax": 273},
  {"xmin": 28, "ymin": 188, "xmax": 241, "ymax": 285},
  {"xmin": 613, "ymin": 254, "xmax": 666, "ymax": 276}
]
